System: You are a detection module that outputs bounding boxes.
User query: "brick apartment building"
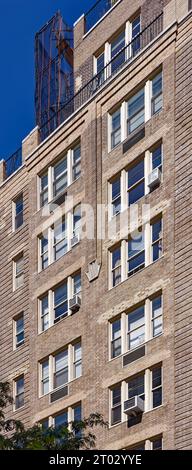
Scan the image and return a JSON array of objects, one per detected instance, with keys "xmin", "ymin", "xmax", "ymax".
[{"xmin": 0, "ymin": 0, "xmax": 192, "ymax": 450}]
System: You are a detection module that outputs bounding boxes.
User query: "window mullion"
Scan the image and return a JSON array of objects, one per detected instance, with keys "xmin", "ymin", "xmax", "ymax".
[
  {"xmin": 121, "ymin": 381, "xmax": 126, "ymax": 423},
  {"xmin": 145, "ymin": 298, "xmax": 151, "ymax": 342},
  {"xmin": 121, "ymin": 312, "xmax": 127, "ymax": 355},
  {"xmin": 145, "ymin": 80, "xmax": 152, "ymax": 122},
  {"xmin": 67, "ymin": 149, "xmax": 72, "ymax": 186},
  {"xmin": 121, "ymin": 102, "xmax": 126, "ymax": 142},
  {"xmin": 121, "ymin": 240, "xmax": 127, "ymax": 282},
  {"xmin": 48, "ymin": 166, "xmax": 53, "ymax": 203},
  {"xmin": 145, "ymin": 222, "xmax": 151, "ymax": 267},
  {"xmin": 68, "ymin": 344, "xmax": 73, "ymax": 382},
  {"xmin": 144, "ymin": 150, "xmax": 150, "ymax": 195},
  {"xmin": 145, "ymin": 368, "xmax": 151, "ymax": 412}
]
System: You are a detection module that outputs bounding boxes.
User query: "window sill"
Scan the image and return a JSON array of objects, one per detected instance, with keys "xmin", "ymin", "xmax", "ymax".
[{"xmin": 39, "ymin": 375, "xmax": 82, "ymax": 399}]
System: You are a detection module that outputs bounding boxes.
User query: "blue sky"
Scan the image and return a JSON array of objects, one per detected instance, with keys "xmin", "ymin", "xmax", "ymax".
[{"xmin": 0, "ymin": 0, "xmax": 92, "ymax": 159}]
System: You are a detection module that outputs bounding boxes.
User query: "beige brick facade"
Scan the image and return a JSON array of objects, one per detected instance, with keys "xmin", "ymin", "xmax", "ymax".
[{"xmin": 0, "ymin": 0, "xmax": 192, "ymax": 450}]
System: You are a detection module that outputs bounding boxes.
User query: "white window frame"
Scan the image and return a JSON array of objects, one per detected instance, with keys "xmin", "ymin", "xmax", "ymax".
[
  {"xmin": 108, "ymin": 70, "xmax": 162, "ymax": 152},
  {"xmin": 40, "ymin": 359, "xmax": 50, "ymax": 396},
  {"xmin": 73, "ymin": 342, "xmax": 82, "ymax": 379},
  {"xmin": 13, "ymin": 254, "xmax": 24, "ymax": 291},
  {"xmin": 12, "ymin": 194, "xmax": 23, "ymax": 232},
  {"xmin": 37, "ymin": 143, "xmax": 81, "ymax": 210},
  {"xmin": 13, "ymin": 313, "xmax": 24, "ymax": 350},
  {"xmin": 109, "ymin": 293, "xmax": 163, "ymax": 360},
  {"xmin": 39, "ymin": 403, "xmax": 82, "ymax": 430},
  {"xmin": 14, "ymin": 376, "xmax": 24, "ymax": 411},
  {"xmin": 38, "ymin": 273, "xmax": 81, "ymax": 333},
  {"xmin": 108, "ymin": 143, "xmax": 163, "ymax": 220}
]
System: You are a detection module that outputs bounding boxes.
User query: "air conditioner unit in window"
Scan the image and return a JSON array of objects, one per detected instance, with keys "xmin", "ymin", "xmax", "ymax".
[
  {"xmin": 71, "ymin": 233, "xmax": 80, "ymax": 248},
  {"xmin": 148, "ymin": 168, "xmax": 161, "ymax": 190},
  {"xmin": 124, "ymin": 396, "xmax": 144, "ymax": 416},
  {"xmin": 69, "ymin": 295, "xmax": 81, "ymax": 313}
]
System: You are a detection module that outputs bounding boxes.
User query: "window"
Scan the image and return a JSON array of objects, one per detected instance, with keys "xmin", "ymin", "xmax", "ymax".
[
  {"xmin": 151, "ymin": 437, "xmax": 162, "ymax": 450},
  {"xmin": 111, "ymin": 246, "xmax": 121, "ymax": 287},
  {"xmin": 127, "ymin": 306, "xmax": 145, "ymax": 350},
  {"xmin": 152, "ymin": 145, "xmax": 162, "ymax": 172},
  {"xmin": 54, "ymin": 282, "xmax": 68, "ymax": 323},
  {"xmin": 40, "ymin": 294, "xmax": 49, "ymax": 332},
  {"xmin": 39, "ymin": 232, "xmax": 49, "ymax": 270},
  {"xmin": 13, "ymin": 194, "xmax": 23, "ymax": 230},
  {"xmin": 111, "ymin": 30, "xmax": 125, "ymax": 73},
  {"xmin": 111, "ymin": 177, "xmax": 121, "ymax": 216},
  {"xmin": 152, "ymin": 295, "xmax": 162, "ymax": 337},
  {"xmin": 127, "ymin": 159, "xmax": 144, "ymax": 206},
  {"xmin": 53, "ymin": 218, "xmax": 68, "ymax": 261},
  {"xmin": 109, "ymin": 293, "xmax": 163, "ymax": 359},
  {"xmin": 151, "ymin": 72, "xmax": 162, "ymax": 115},
  {"xmin": 95, "ymin": 51, "xmax": 105, "ymax": 84},
  {"xmin": 14, "ymin": 254, "xmax": 24, "ymax": 290},
  {"xmin": 151, "ymin": 367, "xmax": 162, "ymax": 408},
  {"xmin": 41, "ymin": 360, "xmax": 49, "ymax": 395},
  {"xmin": 111, "ymin": 319, "xmax": 121, "ymax": 358},
  {"xmin": 40, "ymin": 171, "xmax": 48, "ymax": 208},
  {"xmin": 110, "ymin": 108, "xmax": 121, "ymax": 149},
  {"xmin": 128, "ymin": 374, "xmax": 145, "ymax": 402},
  {"xmin": 72, "ymin": 144, "xmax": 81, "ymax": 181},
  {"xmin": 41, "ymin": 418, "xmax": 49, "ymax": 430},
  {"xmin": 14, "ymin": 314, "xmax": 24, "ymax": 348},
  {"xmin": 73, "ymin": 404, "xmax": 82, "ymax": 436},
  {"xmin": 14, "ymin": 376, "xmax": 24, "ymax": 410},
  {"xmin": 73, "ymin": 205, "xmax": 81, "ymax": 240},
  {"xmin": 38, "ymin": 273, "xmax": 81, "ymax": 332},
  {"xmin": 38, "ymin": 144, "xmax": 81, "ymax": 208},
  {"xmin": 151, "ymin": 217, "xmax": 162, "ymax": 262},
  {"xmin": 73, "ymin": 342, "xmax": 82, "ymax": 379},
  {"xmin": 53, "ymin": 156, "xmax": 68, "ymax": 198},
  {"xmin": 54, "ymin": 350, "xmax": 68, "ymax": 389},
  {"xmin": 111, "ymin": 385, "xmax": 121, "ymax": 425},
  {"xmin": 127, "ymin": 88, "xmax": 145, "ymax": 135},
  {"xmin": 73, "ymin": 272, "xmax": 81, "ymax": 297},
  {"xmin": 128, "ymin": 229, "xmax": 145, "ymax": 277},
  {"xmin": 131, "ymin": 16, "xmax": 141, "ymax": 56},
  {"xmin": 54, "ymin": 411, "xmax": 68, "ymax": 428}
]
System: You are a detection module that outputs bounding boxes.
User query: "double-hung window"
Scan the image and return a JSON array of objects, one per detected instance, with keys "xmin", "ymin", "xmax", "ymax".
[
  {"xmin": 152, "ymin": 145, "xmax": 162, "ymax": 172},
  {"xmin": 111, "ymin": 31, "xmax": 125, "ymax": 74},
  {"xmin": 14, "ymin": 376, "xmax": 24, "ymax": 410},
  {"xmin": 14, "ymin": 254, "xmax": 24, "ymax": 290},
  {"xmin": 39, "ymin": 232, "xmax": 49, "ymax": 270},
  {"xmin": 73, "ymin": 342, "xmax": 82, "ymax": 379},
  {"xmin": 128, "ymin": 229, "xmax": 145, "ymax": 277},
  {"xmin": 15, "ymin": 314, "xmax": 24, "ymax": 348},
  {"xmin": 110, "ymin": 108, "xmax": 121, "ymax": 149},
  {"xmin": 111, "ymin": 177, "xmax": 121, "ymax": 216},
  {"xmin": 13, "ymin": 195, "xmax": 23, "ymax": 230},
  {"xmin": 95, "ymin": 51, "xmax": 105, "ymax": 84},
  {"xmin": 127, "ymin": 88, "xmax": 145, "ymax": 135},
  {"xmin": 128, "ymin": 374, "xmax": 145, "ymax": 403},
  {"xmin": 73, "ymin": 205, "xmax": 81, "ymax": 240},
  {"xmin": 73, "ymin": 272, "xmax": 81, "ymax": 298},
  {"xmin": 53, "ymin": 217, "xmax": 68, "ymax": 261},
  {"xmin": 111, "ymin": 246, "xmax": 121, "ymax": 287},
  {"xmin": 111, "ymin": 385, "xmax": 121, "ymax": 425},
  {"xmin": 152, "ymin": 295, "xmax": 162, "ymax": 337},
  {"xmin": 127, "ymin": 305, "xmax": 145, "ymax": 350},
  {"xmin": 131, "ymin": 16, "xmax": 141, "ymax": 56},
  {"xmin": 54, "ymin": 350, "xmax": 68, "ymax": 389},
  {"xmin": 54, "ymin": 282, "xmax": 68, "ymax": 323},
  {"xmin": 53, "ymin": 156, "xmax": 68, "ymax": 198},
  {"xmin": 127, "ymin": 159, "xmax": 145, "ymax": 206},
  {"xmin": 111, "ymin": 319, "xmax": 121, "ymax": 358},
  {"xmin": 40, "ymin": 294, "xmax": 49, "ymax": 332},
  {"xmin": 40, "ymin": 171, "xmax": 48, "ymax": 208},
  {"xmin": 41, "ymin": 360, "xmax": 49, "ymax": 395},
  {"xmin": 151, "ymin": 217, "xmax": 162, "ymax": 262},
  {"xmin": 151, "ymin": 72, "xmax": 162, "ymax": 115},
  {"xmin": 72, "ymin": 144, "xmax": 81, "ymax": 181},
  {"xmin": 151, "ymin": 366, "xmax": 162, "ymax": 408},
  {"xmin": 54, "ymin": 411, "xmax": 68, "ymax": 428}
]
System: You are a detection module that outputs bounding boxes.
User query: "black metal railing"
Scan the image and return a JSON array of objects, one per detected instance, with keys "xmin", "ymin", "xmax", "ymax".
[
  {"xmin": 40, "ymin": 13, "xmax": 163, "ymax": 142},
  {"xmin": 5, "ymin": 147, "xmax": 22, "ymax": 178},
  {"xmin": 85, "ymin": 0, "xmax": 119, "ymax": 33}
]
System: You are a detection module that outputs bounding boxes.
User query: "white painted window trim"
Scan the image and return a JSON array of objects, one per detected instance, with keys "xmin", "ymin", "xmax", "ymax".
[{"xmin": 39, "ymin": 341, "xmax": 82, "ymax": 396}]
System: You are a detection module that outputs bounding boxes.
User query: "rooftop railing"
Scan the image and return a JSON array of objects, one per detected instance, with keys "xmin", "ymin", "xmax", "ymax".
[
  {"xmin": 5, "ymin": 147, "xmax": 22, "ymax": 179},
  {"xmin": 40, "ymin": 13, "xmax": 163, "ymax": 142},
  {"xmin": 85, "ymin": 0, "xmax": 119, "ymax": 33}
]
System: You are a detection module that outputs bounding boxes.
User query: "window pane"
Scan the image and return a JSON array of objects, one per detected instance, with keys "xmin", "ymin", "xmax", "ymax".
[
  {"xmin": 112, "ymin": 386, "xmax": 121, "ymax": 406},
  {"xmin": 152, "ymin": 438, "xmax": 162, "ymax": 450},
  {"xmin": 111, "ymin": 405, "xmax": 121, "ymax": 425},
  {"xmin": 152, "ymin": 367, "xmax": 161, "ymax": 388},
  {"xmin": 111, "ymin": 109, "xmax": 121, "ymax": 148},
  {"xmin": 129, "ymin": 181, "xmax": 145, "ymax": 206},
  {"xmin": 112, "ymin": 319, "xmax": 121, "ymax": 340},
  {"xmin": 74, "ymin": 343, "xmax": 81, "ymax": 362},
  {"xmin": 54, "ymin": 283, "xmax": 67, "ymax": 306},
  {"xmin": 54, "ymin": 158, "xmax": 67, "ymax": 179},
  {"xmin": 112, "ymin": 177, "xmax": 121, "ymax": 215},
  {"xmin": 112, "ymin": 247, "xmax": 121, "ymax": 269},
  {"xmin": 16, "ymin": 316, "xmax": 24, "ymax": 334},
  {"xmin": 97, "ymin": 52, "xmax": 104, "ymax": 73},
  {"xmin": 73, "ymin": 205, "xmax": 81, "ymax": 235},
  {"xmin": 132, "ymin": 16, "xmax": 141, "ymax": 38},
  {"xmin": 55, "ymin": 350, "xmax": 68, "ymax": 372},
  {"xmin": 41, "ymin": 173, "xmax": 48, "ymax": 190},
  {"xmin": 111, "ymin": 31, "xmax": 125, "ymax": 73},
  {"xmin": 55, "ymin": 412, "xmax": 68, "ymax": 428},
  {"xmin": 128, "ymin": 160, "xmax": 144, "ymax": 188},
  {"xmin": 128, "ymin": 232, "xmax": 144, "ymax": 258},
  {"xmin": 16, "ymin": 257, "xmax": 24, "ymax": 276},
  {"xmin": 153, "ymin": 388, "xmax": 162, "ymax": 408},
  {"xmin": 152, "ymin": 146, "xmax": 162, "ymax": 170},
  {"xmin": 41, "ymin": 419, "xmax": 49, "ymax": 430},
  {"xmin": 152, "ymin": 296, "xmax": 162, "ymax": 318},
  {"xmin": 112, "ymin": 337, "xmax": 121, "ymax": 358},
  {"xmin": 16, "ymin": 377, "xmax": 24, "ymax": 394},
  {"xmin": 128, "ymin": 109, "xmax": 145, "ymax": 134},
  {"xmin": 132, "ymin": 16, "xmax": 141, "ymax": 55},
  {"xmin": 152, "ymin": 219, "xmax": 162, "ymax": 243},
  {"xmin": 128, "ymin": 375, "xmax": 144, "ymax": 399},
  {"xmin": 152, "ymin": 73, "xmax": 162, "ymax": 98},
  {"xmin": 73, "ymin": 273, "xmax": 81, "ymax": 295},
  {"xmin": 128, "ymin": 89, "xmax": 144, "ymax": 119},
  {"xmin": 112, "ymin": 109, "xmax": 121, "ymax": 131},
  {"xmin": 128, "ymin": 306, "xmax": 145, "ymax": 349}
]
